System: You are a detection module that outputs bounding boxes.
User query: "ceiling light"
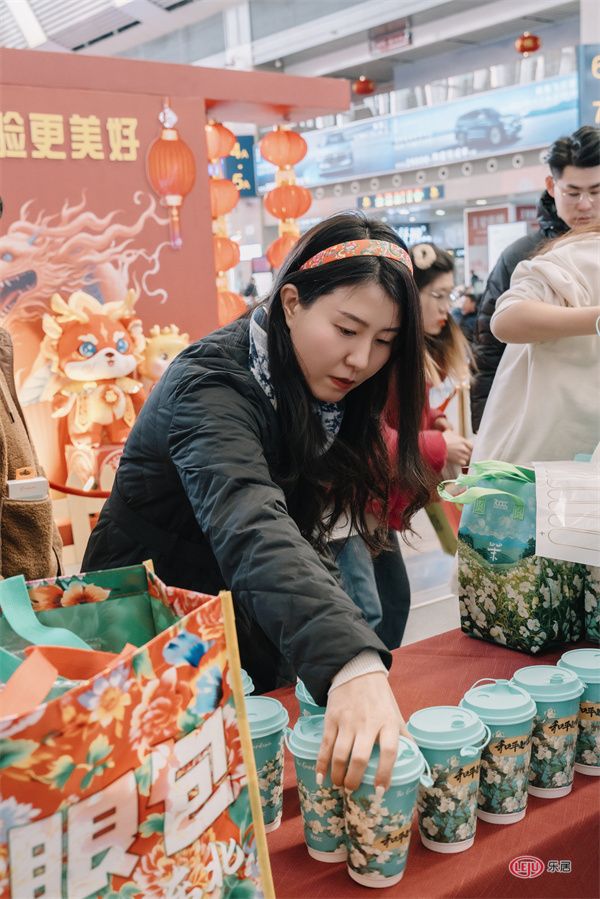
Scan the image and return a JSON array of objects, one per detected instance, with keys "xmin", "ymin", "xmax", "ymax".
[
  {"xmin": 475, "ymin": 199, "xmax": 487, "ymax": 206},
  {"xmin": 6, "ymin": 0, "xmax": 46, "ymax": 47},
  {"xmin": 435, "ymin": 209, "xmax": 446, "ymax": 216},
  {"xmin": 409, "ymin": 215, "xmax": 416, "ymax": 222}
]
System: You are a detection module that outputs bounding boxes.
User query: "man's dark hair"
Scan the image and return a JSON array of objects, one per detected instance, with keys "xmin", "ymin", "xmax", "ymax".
[{"xmin": 547, "ymin": 126, "xmax": 600, "ymax": 179}]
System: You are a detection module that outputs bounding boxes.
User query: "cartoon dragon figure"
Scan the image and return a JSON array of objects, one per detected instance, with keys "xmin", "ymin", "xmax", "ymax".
[{"xmin": 41, "ymin": 290, "xmax": 146, "ymax": 484}]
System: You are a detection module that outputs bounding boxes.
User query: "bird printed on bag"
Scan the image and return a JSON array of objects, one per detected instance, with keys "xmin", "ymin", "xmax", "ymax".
[{"xmin": 162, "ymin": 630, "xmax": 214, "ymax": 668}]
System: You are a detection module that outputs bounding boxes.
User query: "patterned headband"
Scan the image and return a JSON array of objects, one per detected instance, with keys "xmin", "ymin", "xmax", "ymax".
[{"xmin": 299, "ymin": 238, "xmax": 413, "ymax": 273}]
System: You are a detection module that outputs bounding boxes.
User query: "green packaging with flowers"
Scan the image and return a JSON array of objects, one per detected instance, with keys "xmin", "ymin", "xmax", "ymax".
[{"xmin": 439, "ymin": 461, "xmax": 585, "ymax": 654}]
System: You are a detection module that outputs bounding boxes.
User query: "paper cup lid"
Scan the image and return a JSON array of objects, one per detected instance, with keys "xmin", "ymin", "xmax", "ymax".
[
  {"xmin": 407, "ymin": 705, "xmax": 486, "ymax": 749},
  {"xmin": 511, "ymin": 665, "xmax": 585, "ymax": 701},
  {"xmin": 245, "ymin": 696, "xmax": 289, "ymax": 739},
  {"xmin": 460, "ymin": 679, "xmax": 536, "ymax": 725},
  {"xmin": 286, "ymin": 713, "xmax": 325, "ymax": 760},
  {"xmin": 295, "ymin": 680, "xmax": 325, "ymax": 709},
  {"xmin": 240, "ymin": 669, "xmax": 255, "ymax": 695},
  {"xmin": 558, "ymin": 650, "xmax": 600, "ymax": 684},
  {"xmin": 362, "ymin": 737, "xmax": 426, "ymax": 786}
]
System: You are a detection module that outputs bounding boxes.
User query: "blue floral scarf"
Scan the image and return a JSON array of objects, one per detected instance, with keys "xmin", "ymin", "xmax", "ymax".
[{"xmin": 248, "ymin": 305, "xmax": 343, "ymax": 452}]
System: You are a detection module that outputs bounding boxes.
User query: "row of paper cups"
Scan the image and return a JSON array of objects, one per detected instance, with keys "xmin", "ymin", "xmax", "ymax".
[{"xmin": 241, "ymin": 648, "xmax": 599, "ymax": 888}]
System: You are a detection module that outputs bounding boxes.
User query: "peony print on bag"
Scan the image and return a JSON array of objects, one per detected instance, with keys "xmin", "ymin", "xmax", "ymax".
[{"xmin": 0, "ymin": 565, "xmax": 273, "ymax": 898}]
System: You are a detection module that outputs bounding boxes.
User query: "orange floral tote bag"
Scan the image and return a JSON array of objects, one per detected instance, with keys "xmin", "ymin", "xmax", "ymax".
[{"xmin": 0, "ymin": 565, "xmax": 273, "ymax": 899}]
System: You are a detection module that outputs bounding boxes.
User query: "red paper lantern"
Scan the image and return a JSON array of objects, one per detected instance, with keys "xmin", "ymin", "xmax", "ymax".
[
  {"xmin": 515, "ymin": 32, "xmax": 541, "ymax": 56},
  {"xmin": 264, "ymin": 184, "xmax": 312, "ymax": 221},
  {"xmin": 266, "ymin": 233, "xmax": 299, "ymax": 269},
  {"xmin": 352, "ymin": 75, "xmax": 375, "ymax": 96},
  {"xmin": 213, "ymin": 235, "xmax": 240, "ymax": 273},
  {"xmin": 209, "ymin": 178, "xmax": 240, "ymax": 218},
  {"xmin": 205, "ymin": 121, "xmax": 236, "ymax": 162},
  {"xmin": 259, "ymin": 127, "xmax": 307, "ymax": 169},
  {"xmin": 146, "ymin": 104, "xmax": 196, "ymax": 249},
  {"xmin": 217, "ymin": 290, "xmax": 246, "ymax": 326}
]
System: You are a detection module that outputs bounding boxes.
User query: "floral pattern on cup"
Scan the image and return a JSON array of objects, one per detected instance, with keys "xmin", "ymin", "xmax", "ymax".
[
  {"xmin": 529, "ymin": 708, "xmax": 577, "ymax": 789},
  {"xmin": 257, "ymin": 744, "xmax": 284, "ymax": 819},
  {"xmin": 297, "ymin": 780, "xmax": 345, "ymax": 843},
  {"xmin": 576, "ymin": 717, "xmax": 600, "ymax": 767},
  {"xmin": 344, "ymin": 789, "xmax": 412, "ymax": 877},
  {"xmin": 417, "ymin": 758, "xmax": 480, "ymax": 844},
  {"xmin": 458, "ymin": 545, "xmax": 585, "ymax": 653},
  {"xmin": 478, "ymin": 732, "xmax": 531, "ymax": 815}
]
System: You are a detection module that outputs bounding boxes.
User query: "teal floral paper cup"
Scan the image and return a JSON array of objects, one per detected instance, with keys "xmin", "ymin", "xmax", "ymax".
[
  {"xmin": 460, "ymin": 679, "xmax": 536, "ymax": 824},
  {"xmin": 512, "ymin": 666, "xmax": 584, "ymax": 798},
  {"xmin": 558, "ymin": 649, "xmax": 600, "ymax": 776},
  {"xmin": 344, "ymin": 738, "xmax": 430, "ymax": 887},
  {"xmin": 285, "ymin": 715, "xmax": 346, "ymax": 862},
  {"xmin": 246, "ymin": 696, "xmax": 289, "ymax": 832},
  {"xmin": 408, "ymin": 706, "xmax": 490, "ymax": 853},
  {"xmin": 295, "ymin": 680, "xmax": 327, "ymax": 717}
]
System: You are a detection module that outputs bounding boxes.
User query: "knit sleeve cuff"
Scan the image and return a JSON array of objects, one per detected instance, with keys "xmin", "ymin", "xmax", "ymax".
[{"xmin": 328, "ymin": 650, "xmax": 387, "ymax": 693}]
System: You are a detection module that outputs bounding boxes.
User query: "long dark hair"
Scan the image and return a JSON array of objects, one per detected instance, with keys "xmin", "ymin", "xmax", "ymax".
[
  {"xmin": 265, "ymin": 211, "xmax": 433, "ymax": 552},
  {"xmin": 410, "ymin": 242, "xmax": 469, "ymax": 383}
]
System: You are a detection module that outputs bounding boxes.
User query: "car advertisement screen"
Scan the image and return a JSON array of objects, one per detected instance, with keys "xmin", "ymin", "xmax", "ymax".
[{"xmin": 255, "ymin": 73, "xmax": 578, "ymax": 190}]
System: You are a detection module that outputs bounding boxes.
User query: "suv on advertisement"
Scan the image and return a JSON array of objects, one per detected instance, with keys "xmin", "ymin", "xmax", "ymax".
[
  {"xmin": 318, "ymin": 132, "xmax": 354, "ymax": 174},
  {"xmin": 454, "ymin": 108, "xmax": 522, "ymax": 147}
]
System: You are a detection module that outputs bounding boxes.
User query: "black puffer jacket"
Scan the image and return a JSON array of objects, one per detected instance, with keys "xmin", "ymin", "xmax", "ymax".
[
  {"xmin": 470, "ymin": 192, "xmax": 568, "ymax": 431},
  {"xmin": 83, "ymin": 317, "xmax": 390, "ymax": 703}
]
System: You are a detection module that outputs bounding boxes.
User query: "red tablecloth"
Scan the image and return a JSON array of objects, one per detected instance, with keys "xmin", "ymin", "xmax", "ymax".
[{"xmin": 265, "ymin": 630, "xmax": 599, "ymax": 899}]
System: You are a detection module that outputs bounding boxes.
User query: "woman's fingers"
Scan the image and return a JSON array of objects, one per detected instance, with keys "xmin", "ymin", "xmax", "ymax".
[
  {"xmin": 315, "ymin": 717, "xmax": 337, "ymax": 785},
  {"xmin": 330, "ymin": 727, "xmax": 357, "ymax": 788},
  {"xmin": 317, "ymin": 671, "xmax": 403, "ymax": 793},
  {"xmin": 373, "ymin": 722, "xmax": 402, "ymax": 792}
]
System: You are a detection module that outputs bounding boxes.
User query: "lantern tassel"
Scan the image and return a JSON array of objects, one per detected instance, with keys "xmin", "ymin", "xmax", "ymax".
[{"xmin": 168, "ymin": 206, "xmax": 183, "ymax": 250}]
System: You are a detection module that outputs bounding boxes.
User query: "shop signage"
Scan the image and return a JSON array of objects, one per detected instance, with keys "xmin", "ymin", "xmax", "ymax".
[
  {"xmin": 577, "ymin": 44, "xmax": 600, "ymax": 126},
  {"xmin": 516, "ymin": 205, "xmax": 537, "ymax": 222},
  {"xmin": 395, "ymin": 224, "xmax": 431, "ymax": 245},
  {"xmin": 223, "ymin": 135, "xmax": 256, "ymax": 196},
  {"xmin": 0, "ymin": 111, "xmax": 139, "ymax": 160},
  {"xmin": 464, "ymin": 205, "xmax": 511, "ymax": 282},
  {"xmin": 357, "ymin": 185, "xmax": 444, "ymax": 209},
  {"xmin": 368, "ymin": 19, "xmax": 411, "ymax": 55}
]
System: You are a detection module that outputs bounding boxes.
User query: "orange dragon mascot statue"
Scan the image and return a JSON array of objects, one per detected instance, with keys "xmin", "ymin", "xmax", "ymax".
[{"xmin": 41, "ymin": 289, "xmax": 146, "ymax": 488}]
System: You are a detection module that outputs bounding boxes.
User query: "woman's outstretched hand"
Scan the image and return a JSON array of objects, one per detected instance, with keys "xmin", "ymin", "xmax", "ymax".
[{"xmin": 315, "ymin": 671, "xmax": 411, "ymax": 793}]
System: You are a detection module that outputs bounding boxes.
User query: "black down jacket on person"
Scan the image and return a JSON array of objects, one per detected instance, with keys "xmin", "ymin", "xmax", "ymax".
[
  {"xmin": 470, "ymin": 191, "xmax": 568, "ymax": 431},
  {"xmin": 83, "ymin": 316, "xmax": 390, "ymax": 704}
]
